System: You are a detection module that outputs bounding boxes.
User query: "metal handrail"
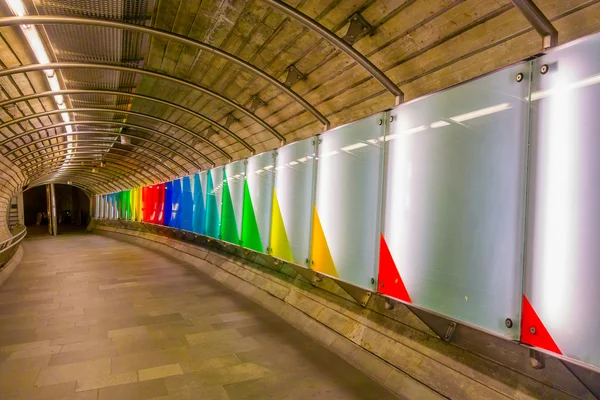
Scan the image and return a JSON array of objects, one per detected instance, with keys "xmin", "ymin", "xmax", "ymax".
[
  {"xmin": 0, "ymin": 226, "xmax": 27, "ymax": 269},
  {"xmin": 0, "ymin": 226, "xmax": 26, "ymax": 248}
]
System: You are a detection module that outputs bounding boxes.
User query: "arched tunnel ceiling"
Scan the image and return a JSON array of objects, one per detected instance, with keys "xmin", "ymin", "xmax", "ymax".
[{"xmin": 0, "ymin": 0, "xmax": 598, "ymax": 194}]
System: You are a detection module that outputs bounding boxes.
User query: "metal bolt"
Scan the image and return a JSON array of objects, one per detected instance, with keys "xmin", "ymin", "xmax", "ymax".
[
  {"xmin": 378, "ymin": 119, "xmax": 383, "ymax": 126},
  {"xmin": 530, "ymin": 326, "xmax": 536, "ymax": 335},
  {"xmin": 389, "ymin": 116, "xmax": 394, "ymax": 123},
  {"xmin": 540, "ymin": 64, "xmax": 549, "ymax": 74},
  {"xmin": 516, "ymin": 73, "xmax": 524, "ymax": 82},
  {"xmin": 505, "ymin": 318, "xmax": 513, "ymax": 328},
  {"xmin": 370, "ymin": 278, "xmax": 375, "ymax": 284}
]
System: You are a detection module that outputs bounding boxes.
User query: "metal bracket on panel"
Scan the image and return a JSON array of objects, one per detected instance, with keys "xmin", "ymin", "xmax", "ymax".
[
  {"xmin": 562, "ymin": 358, "xmax": 600, "ymax": 399},
  {"xmin": 249, "ymin": 95, "xmax": 266, "ymax": 113},
  {"xmin": 284, "ymin": 65, "xmax": 305, "ymax": 87},
  {"xmin": 342, "ymin": 13, "xmax": 373, "ymax": 45},
  {"xmin": 205, "ymin": 126, "xmax": 218, "ymax": 140},
  {"xmin": 334, "ymin": 279, "xmax": 373, "ymax": 307},
  {"xmin": 407, "ymin": 305, "xmax": 455, "ymax": 340},
  {"xmin": 529, "ymin": 349, "xmax": 545, "ymax": 369},
  {"xmin": 224, "ymin": 113, "xmax": 239, "ymax": 129},
  {"xmin": 288, "ymin": 263, "xmax": 319, "ymax": 284},
  {"xmin": 443, "ymin": 322, "xmax": 457, "ymax": 342}
]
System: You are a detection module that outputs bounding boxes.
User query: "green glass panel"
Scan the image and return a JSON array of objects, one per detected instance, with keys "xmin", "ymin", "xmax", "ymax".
[
  {"xmin": 220, "ymin": 169, "xmax": 239, "ymax": 244},
  {"xmin": 241, "ymin": 181, "xmax": 263, "ymax": 252},
  {"xmin": 205, "ymin": 169, "xmax": 221, "ymax": 238}
]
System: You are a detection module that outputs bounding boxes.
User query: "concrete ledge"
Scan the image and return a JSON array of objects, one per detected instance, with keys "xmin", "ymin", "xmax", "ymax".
[
  {"xmin": 0, "ymin": 245, "xmax": 23, "ymax": 286},
  {"xmin": 94, "ymin": 224, "xmax": 594, "ymax": 400}
]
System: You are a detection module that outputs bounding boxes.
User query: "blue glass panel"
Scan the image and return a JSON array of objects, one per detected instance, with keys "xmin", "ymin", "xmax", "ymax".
[
  {"xmin": 169, "ymin": 179, "xmax": 183, "ymax": 229},
  {"xmin": 180, "ymin": 176, "xmax": 194, "ymax": 231},
  {"xmin": 163, "ymin": 181, "xmax": 173, "ymax": 226},
  {"xmin": 192, "ymin": 173, "xmax": 206, "ymax": 234}
]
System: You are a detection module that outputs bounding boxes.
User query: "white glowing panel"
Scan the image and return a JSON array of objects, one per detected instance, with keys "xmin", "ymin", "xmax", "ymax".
[
  {"xmin": 242, "ymin": 152, "xmax": 275, "ymax": 253},
  {"xmin": 524, "ymin": 34, "xmax": 600, "ymax": 366},
  {"xmin": 312, "ymin": 114, "xmax": 385, "ymax": 290},
  {"xmin": 381, "ymin": 63, "xmax": 530, "ymax": 338},
  {"xmin": 271, "ymin": 137, "xmax": 316, "ymax": 267}
]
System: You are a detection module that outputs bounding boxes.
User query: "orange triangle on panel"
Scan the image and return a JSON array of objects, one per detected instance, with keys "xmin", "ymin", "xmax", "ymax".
[
  {"xmin": 310, "ymin": 206, "xmax": 339, "ymax": 278},
  {"xmin": 521, "ymin": 295, "xmax": 562, "ymax": 354},
  {"xmin": 378, "ymin": 234, "xmax": 412, "ymax": 303}
]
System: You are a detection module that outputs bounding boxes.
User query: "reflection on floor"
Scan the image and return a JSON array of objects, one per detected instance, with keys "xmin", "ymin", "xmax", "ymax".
[
  {"xmin": 0, "ymin": 233, "xmax": 396, "ymax": 399},
  {"xmin": 24, "ymin": 225, "xmax": 88, "ymax": 238}
]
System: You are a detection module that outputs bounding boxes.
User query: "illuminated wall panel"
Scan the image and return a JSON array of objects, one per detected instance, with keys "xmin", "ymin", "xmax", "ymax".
[
  {"xmin": 381, "ymin": 63, "xmax": 529, "ymax": 338},
  {"xmin": 169, "ymin": 179, "xmax": 183, "ymax": 229},
  {"xmin": 163, "ymin": 181, "xmax": 173, "ymax": 226},
  {"xmin": 271, "ymin": 137, "xmax": 316, "ymax": 266},
  {"xmin": 312, "ymin": 114, "xmax": 385, "ymax": 289},
  {"xmin": 181, "ymin": 176, "xmax": 194, "ymax": 232},
  {"xmin": 524, "ymin": 35, "xmax": 600, "ymax": 366},
  {"xmin": 205, "ymin": 166, "xmax": 224, "ymax": 239},
  {"xmin": 193, "ymin": 172, "xmax": 207, "ymax": 234},
  {"xmin": 242, "ymin": 152, "xmax": 275, "ymax": 253},
  {"xmin": 221, "ymin": 161, "xmax": 245, "ymax": 245}
]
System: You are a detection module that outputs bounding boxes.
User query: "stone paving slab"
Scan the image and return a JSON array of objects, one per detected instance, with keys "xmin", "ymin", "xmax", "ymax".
[{"xmin": 0, "ymin": 233, "xmax": 397, "ymax": 399}]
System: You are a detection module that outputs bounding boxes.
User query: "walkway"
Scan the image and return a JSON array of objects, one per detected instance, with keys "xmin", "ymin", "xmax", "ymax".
[{"xmin": 0, "ymin": 233, "xmax": 396, "ymax": 399}]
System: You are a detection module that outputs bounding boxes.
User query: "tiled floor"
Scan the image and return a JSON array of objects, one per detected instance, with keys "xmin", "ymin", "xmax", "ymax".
[{"xmin": 0, "ymin": 233, "xmax": 397, "ymax": 399}]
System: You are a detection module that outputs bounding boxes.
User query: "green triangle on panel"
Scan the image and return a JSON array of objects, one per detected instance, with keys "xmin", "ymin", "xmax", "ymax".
[
  {"xmin": 205, "ymin": 170, "xmax": 220, "ymax": 238},
  {"xmin": 241, "ymin": 181, "xmax": 263, "ymax": 252},
  {"xmin": 270, "ymin": 190, "xmax": 293, "ymax": 262},
  {"xmin": 220, "ymin": 169, "xmax": 240, "ymax": 244}
]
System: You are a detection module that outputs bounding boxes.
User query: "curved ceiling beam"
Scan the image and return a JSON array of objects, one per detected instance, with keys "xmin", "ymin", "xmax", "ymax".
[
  {"xmin": 30, "ymin": 170, "xmax": 122, "ymax": 193},
  {"xmin": 37, "ymin": 182, "xmax": 95, "ymax": 197},
  {"xmin": 25, "ymin": 181, "xmax": 94, "ymax": 197},
  {"xmin": 1, "ymin": 119, "xmax": 209, "ymax": 167},
  {"xmin": 37, "ymin": 167, "xmax": 145, "ymax": 190},
  {"xmin": 12, "ymin": 132, "xmax": 185, "ymax": 176},
  {"xmin": 22, "ymin": 154, "xmax": 148, "ymax": 188},
  {"xmin": 21, "ymin": 146, "xmax": 173, "ymax": 181},
  {"xmin": 0, "ymin": 63, "xmax": 286, "ymax": 144},
  {"xmin": 0, "ymin": 89, "xmax": 254, "ymax": 153},
  {"xmin": 26, "ymin": 154, "xmax": 165, "ymax": 184},
  {"xmin": 0, "ymin": 108, "xmax": 231, "ymax": 161},
  {"xmin": 0, "ymin": 16, "xmax": 328, "ymax": 129},
  {"xmin": 30, "ymin": 180, "xmax": 99, "ymax": 196},
  {"xmin": 1, "ymin": 120, "xmax": 203, "ymax": 170},
  {"xmin": 260, "ymin": 0, "xmax": 404, "ymax": 105},
  {"xmin": 21, "ymin": 146, "xmax": 167, "ymax": 183},
  {"xmin": 28, "ymin": 165, "xmax": 145, "ymax": 188},
  {"xmin": 23, "ymin": 150, "xmax": 167, "ymax": 183}
]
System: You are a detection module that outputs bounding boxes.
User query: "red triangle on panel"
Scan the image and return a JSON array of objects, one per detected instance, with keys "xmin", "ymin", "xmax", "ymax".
[
  {"xmin": 378, "ymin": 234, "xmax": 412, "ymax": 303},
  {"xmin": 521, "ymin": 295, "xmax": 562, "ymax": 354}
]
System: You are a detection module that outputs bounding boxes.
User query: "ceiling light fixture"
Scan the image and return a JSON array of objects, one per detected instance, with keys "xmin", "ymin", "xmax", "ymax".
[{"xmin": 6, "ymin": 0, "xmax": 75, "ymax": 172}]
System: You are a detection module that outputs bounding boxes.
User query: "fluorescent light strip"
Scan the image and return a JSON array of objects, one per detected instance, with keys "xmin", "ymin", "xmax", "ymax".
[
  {"xmin": 341, "ymin": 142, "xmax": 368, "ymax": 152},
  {"xmin": 319, "ymin": 150, "xmax": 339, "ymax": 159},
  {"xmin": 531, "ymin": 73, "xmax": 600, "ymax": 101},
  {"xmin": 450, "ymin": 103, "xmax": 511, "ymax": 123},
  {"xmin": 288, "ymin": 161, "xmax": 298, "ymax": 166},
  {"xmin": 430, "ymin": 120, "xmax": 450, "ymax": 128}
]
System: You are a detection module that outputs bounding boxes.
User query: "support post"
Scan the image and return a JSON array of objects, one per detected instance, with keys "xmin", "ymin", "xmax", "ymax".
[
  {"xmin": 16, "ymin": 191, "xmax": 24, "ymax": 226},
  {"xmin": 49, "ymin": 183, "xmax": 57, "ymax": 236}
]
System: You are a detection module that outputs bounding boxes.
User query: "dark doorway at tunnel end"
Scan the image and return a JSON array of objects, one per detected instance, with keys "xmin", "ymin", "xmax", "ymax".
[{"xmin": 23, "ymin": 184, "xmax": 90, "ymax": 236}]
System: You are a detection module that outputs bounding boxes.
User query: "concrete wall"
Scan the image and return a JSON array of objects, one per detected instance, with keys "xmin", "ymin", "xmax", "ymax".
[
  {"xmin": 93, "ymin": 220, "xmax": 598, "ymax": 400},
  {"xmin": 0, "ymin": 154, "xmax": 26, "ymax": 241}
]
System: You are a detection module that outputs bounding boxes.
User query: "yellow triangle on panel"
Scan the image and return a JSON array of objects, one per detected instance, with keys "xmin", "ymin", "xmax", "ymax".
[
  {"xmin": 270, "ymin": 190, "xmax": 294, "ymax": 263},
  {"xmin": 310, "ymin": 206, "xmax": 338, "ymax": 278}
]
